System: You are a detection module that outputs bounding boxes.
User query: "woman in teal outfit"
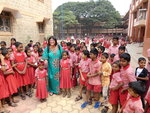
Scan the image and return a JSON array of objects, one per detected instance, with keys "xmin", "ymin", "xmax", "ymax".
[{"xmin": 42, "ymin": 36, "xmax": 63, "ymax": 95}]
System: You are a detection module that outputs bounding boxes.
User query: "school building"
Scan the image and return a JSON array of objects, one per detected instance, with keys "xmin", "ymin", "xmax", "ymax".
[
  {"xmin": 0, "ymin": 0, "xmax": 53, "ymax": 44},
  {"xmin": 128, "ymin": 0, "xmax": 150, "ymax": 56}
]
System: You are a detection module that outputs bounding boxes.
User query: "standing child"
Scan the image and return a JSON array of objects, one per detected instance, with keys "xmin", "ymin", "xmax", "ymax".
[
  {"xmin": 108, "ymin": 37, "xmax": 119, "ymax": 55},
  {"xmin": 0, "ymin": 54, "xmax": 10, "ymax": 113},
  {"xmin": 109, "ymin": 61, "xmax": 123, "ymax": 113},
  {"xmin": 97, "ymin": 46, "xmax": 105, "ymax": 59},
  {"xmin": 2, "ymin": 49, "xmax": 19, "ymax": 107},
  {"xmin": 100, "ymin": 53, "xmax": 112, "ymax": 103},
  {"xmin": 35, "ymin": 60, "xmax": 48, "ymax": 102},
  {"xmin": 32, "ymin": 44, "xmax": 39, "ymax": 62},
  {"xmin": 75, "ymin": 50, "xmax": 90, "ymax": 101},
  {"xmin": 119, "ymin": 81, "xmax": 145, "ymax": 113},
  {"xmin": 81, "ymin": 48, "xmax": 102, "ymax": 108},
  {"xmin": 135, "ymin": 57, "xmax": 148, "ymax": 108},
  {"xmin": 11, "ymin": 42, "xmax": 30, "ymax": 100},
  {"xmin": 119, "ymin": 53, "xmax": 137, "ymax": 106},
  {"xmin": 10, "ymin": 38, "xmax": 17, "ymax": 52},
  {"xmin": 60, "ymin": 51, "xmax": 72, "ymax": 98},
  {"xmin": 25, "ymin": 48, "xmax": 37, "ymax": 97}
]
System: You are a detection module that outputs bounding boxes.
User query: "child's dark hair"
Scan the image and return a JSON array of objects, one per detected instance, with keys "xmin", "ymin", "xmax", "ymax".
[
  {"xmin": 113, "ymin": 37, "xmax": 119, "ymax": 41},
  {"xmin": 129, "ymin": 81, "xmax": 146, "ymax": 96},
  {"xmin": 1, "ymin": 49, "xmax": 8, "ymax": 56},
  {"xmin": 90, "ymin": 48, "xmax": 98, "ymax": 57},
  {"xmin": 82, "ymin": 50, "xmax": 90, "ymax": 58},
  {"xmin": 70, "ymin": 44, "xmax": 76, "ymax": 48},
  {"xmin": 113, "ymin": 60, "xmax": 121, "ymax": 69},
  {"xmin": 0, "ymin": 41, "xmax": 6, "ymax": 46},
  {"xmin": 98, "ymin": 46, "xmax": 105, "ymax": 53},
  {"xmin": 67, "ymin": 42, "xmax": 71, "ymax": 47},
  {"xmin": 90, "ymin": 43, "xmax": 97, "ymax": 48},
  {"xmin": 102, "ymin": 52, "xmax": 109, "ymax": 59},
  {"xmin": 38, "ymin": 60, "xmax": 45, "ymax": 66},
  {"xmin": 138, "ymin": 57, "xmax": 146, "ymax": 62},
  {"xmin": 30, "ymin": 40, "xmax": 33, "ymax": 43},
  {"xmin": 7, "ymin": 47, "xmax": 13, "ymax": 51},
  {"xmin": 27, "ymin": 43, "xmax": 32, "ymax": 48},
  {"xmin": 33, "ymin": 44, "xmax": 38, "ymax": 48},
  {"xmin": 81, "ymin": 42, "xmax": 86, "ymax": 46},
  {"xmin": 119, "ymin": 46, "xmax": 126, "ymax": 51},
  {"xmin": 120, "ymin": 53, "xmax": 131, "ymax": 62},
  {"xmin": 75, "ymin": 46, "xmax": 80, "ymax": 51},
  {"xmin": 110, "ymin": 54, "xmax": 115, "ymax": 58},
  {"xmin": 15, "ymin": 42, "xmax": 22, "ymax": 48},
  {"xmin": 38, "ymin": 48, "xmax": 43, "ymax": 53},
  {"xmin": 62, "ymin": 51, "xmax": 69, "ymax": 56},
  {"xmin": 11, "ymin": 38, "xmax": 16, "ymax": 42}
]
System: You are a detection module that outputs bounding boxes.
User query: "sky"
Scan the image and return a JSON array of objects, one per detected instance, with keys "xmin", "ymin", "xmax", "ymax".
[{"xmin": 52, "ymin": 0, "xmax": 132, "ymax": 15}]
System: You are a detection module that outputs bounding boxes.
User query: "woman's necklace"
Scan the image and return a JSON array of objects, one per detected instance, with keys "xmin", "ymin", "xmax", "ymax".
[{"xmin": 50, "ymin": 46, "xmax": 57, "ymax": 56}]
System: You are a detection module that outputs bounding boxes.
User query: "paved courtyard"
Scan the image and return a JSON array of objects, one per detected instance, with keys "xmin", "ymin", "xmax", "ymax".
[{"xmin": 6, "ymin": 43, "xmax": 145, "ymax": 113}]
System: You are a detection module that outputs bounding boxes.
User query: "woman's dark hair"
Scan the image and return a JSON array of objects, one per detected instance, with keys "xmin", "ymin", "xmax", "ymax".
[
  {"xmin": 38, "ymin": 48, "xmax": 43, "ymax": 53},
  {"xmin": 90, "ymin": 43, "xmax": 97, "ymax": 48},
  {"xmin": 11, "ymin": 38, "xmax": 16, "ymax": 42},
  {"xmin": 110, "ymin": 54, "xmax": 115, "ymax": 58},
  {"xmin": 102, "ymin": 52, "xmax": 109, "ymax": 59},
  {"xmin": 90, "ymin": 48, "xmax": 98, "ymax": 57},
  {"xmin": 1, "ymin": 49, "xmax": 8, "ymax": 56},
  {"xmin": 120, "ymin": 53, "xmax": 131, "ymax": 62},
  {"xmin": 0, "ymin": 41, "xmax": 6, "ymax": 46},
  {"xmin": 62, "ymin": 51, "xmax": 69, "ymax": 56},
  {"xmin": 119, "ymin": 46, "xmax": 126, "ymax": 51},
  {"xmin": 48, "ymin": 36, "xmax": 57, "ymax": 46},
  {"xmin": 113, "ymin": 60, "xmax": 121, "ymax": 68},
  {"xmin": 98, "ymin": 46, "xmax": 105, "ymax": 53},
  {"xmin": 15, "ymin": 42, "xmax": 22, "ymax": 48},
  {"xmin": 82, "ymin": 50, "xmax": 90, "ymax": 58},
  {"xmin": 138, "ymin": 57, "xmax": 146, "ymax": 62},
  {"xmin": 129, "ymin": 81, "xmax": 146, "ymax": 96}
]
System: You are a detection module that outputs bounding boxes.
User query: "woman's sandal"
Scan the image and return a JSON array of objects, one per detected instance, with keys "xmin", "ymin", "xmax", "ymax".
[
  {"xmin": 75, "ymin": 96, "xmax": 82, "ymax": 101},
  {"xmin": 49, "ymin": 92, "xmax": 53, "ymax": 96}
]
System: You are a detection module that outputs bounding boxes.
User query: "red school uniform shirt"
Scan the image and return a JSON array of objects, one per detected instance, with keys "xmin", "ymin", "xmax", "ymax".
[
  {"xmin": 109, "ymin": 71, "xmax": 122, "ymax": 88},
  {"xmin": 122, "ymin": 95, "xmax": 144, "ymax": 113},
  {"xmin": 108, "ymin": 45, "xmax": 119, "ymax": 55},
  {"xmin": 88, "ymin": 59, "xmax": 102, "ymax": 85},
  {"xmin": 78, "ymin": 58, "xmax": 90, "ymax": 73},
  {"xmin": 32, "ymin": 51, "xmax": 39, "ymax": 62},
  {"xmin": 69, "ymin": 51, "xmax": 76, "ymax": 65},
  {"xmin": 120, "ymin": 65, "xmax": 137, "ymax": 89}
]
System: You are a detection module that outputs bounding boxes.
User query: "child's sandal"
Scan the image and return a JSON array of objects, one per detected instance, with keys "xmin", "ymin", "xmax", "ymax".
[
  {"xmin": 75, "ymin": 96, "xmax": 82, "ymax": 101},
  {"xmin": 62, "ymin": 92, "xmax": 67, "ymax": 97},
  {"xmin": 67, "ymin": 93, "xmax": 71, "ymax": 98},
  {"xmin": 20, "ymin": 94, "xmax": 26, "ymax": 100},
  {"xmin": 8, "ymin": 102, "xmax": 17, "ymax": 107}
]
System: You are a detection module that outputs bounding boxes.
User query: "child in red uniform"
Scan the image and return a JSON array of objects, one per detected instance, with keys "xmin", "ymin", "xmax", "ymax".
[
  {"xmin": 108, "ymin": 37, "xmax": 119, "ymax": 55},
  {"xmin": 81, "ymin": 48, "xmax": 102, "ymax": 108},
  {"xmin": 0, "ymin": 54, "xmax": 10, "ymax": 113},
  {"xmin": 60, "ymin": 51, "xmax": 72, "ymax": 98},
  {"xmin": 75, "ymin": 50, "xmax": 90, "ymax": 101},
  {"xmin": 2, "ymin": 49, "xmax": 19, "ymax": 107},
  {"xmin": 119, "ymin": 81, "xmax": 145, "ymax": 113},
  {"xmin": 145, "ymin": 88, "xmax": 150, "ymax": 113},
  {"xmin": 35, "ymin": 60, "xmax": 48, "ymax": 102},
  {"xmin": 11, "ymin": 42, "xmax": 29, "ymax": 100},
  {"xmin": 97, "ymin": 46, "xmax": 105, "ymax": 60},
  {"xmin": 25, "ymin": 48, "xmax": 37, "ymax": 97},
  {"xmin": 69, "ymin": 44, "xmax": 77, "ymax": 87},
  {"xmin": 10, "ymin": 38, "xmax": 17, "ymax": 52},
  {"xmin": 113, "ymin": 46, "xmax": 126, "ymax": 62},
  {"xmin": 32, "ymin": 44, "xmax": 39, "ymax": 62},
  {"xmin": 119, "ymin": 53, "xmax": 137, "ymax": 106},
  {"xmin": 109, "ymin": 61, "xmax": 123, "ymax": 113}
]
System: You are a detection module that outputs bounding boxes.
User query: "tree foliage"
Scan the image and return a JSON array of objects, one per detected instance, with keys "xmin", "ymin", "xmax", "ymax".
[{"xmin": 54, "ymin": 0, "xmax": 121, "ymax": 34}]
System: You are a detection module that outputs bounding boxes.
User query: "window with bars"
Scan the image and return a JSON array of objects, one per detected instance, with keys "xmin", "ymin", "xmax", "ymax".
[
  {"xmin": 38, "ymin": 22, "xmax": 45, "ymax": 33},
  {"xmin": 0, "ymin": 11, "xmax": 11, "ymax": 32}
]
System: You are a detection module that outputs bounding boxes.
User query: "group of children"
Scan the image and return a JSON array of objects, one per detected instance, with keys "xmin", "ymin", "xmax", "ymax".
[
  {"xmin": 0, "ymin": 36, "xmax": 150, "ymax": 113},
  {"xmin": 60, "ymin": 37, "xmax": 150, "ymax": 113},
  {"xmin": 0, "ymin": 38, "xmax": 48, "ymax": 113}
]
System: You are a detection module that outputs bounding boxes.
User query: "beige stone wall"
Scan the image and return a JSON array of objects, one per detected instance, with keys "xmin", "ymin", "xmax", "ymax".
[{"xmin": 0, "ymin": 0, "xmax": 53, "ymax": 45}]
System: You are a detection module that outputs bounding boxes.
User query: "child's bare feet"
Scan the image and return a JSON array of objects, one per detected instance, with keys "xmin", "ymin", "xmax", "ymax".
[{"xmin": 67, "ymin": 92, "xmax": 71, "ymax": 98}]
